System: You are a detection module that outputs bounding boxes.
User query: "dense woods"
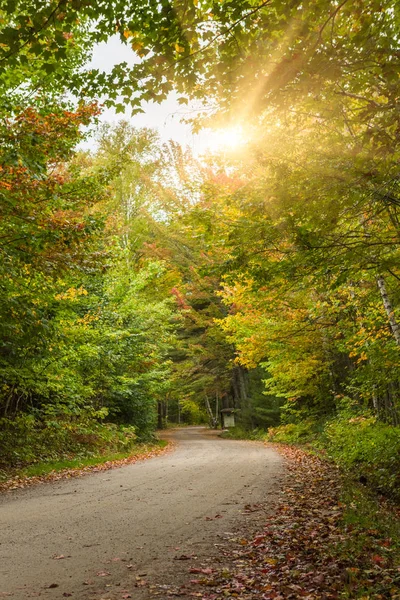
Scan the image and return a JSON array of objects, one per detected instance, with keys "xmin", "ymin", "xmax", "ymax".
[{"xmin": 0, "ymin": 0, "xmax": 399, "ymax": 499}]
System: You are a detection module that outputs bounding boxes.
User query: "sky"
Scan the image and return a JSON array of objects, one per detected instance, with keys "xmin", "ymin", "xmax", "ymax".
[{"xmin": 86, "ymin": 36, "xmax": 209, "ymax": 154}]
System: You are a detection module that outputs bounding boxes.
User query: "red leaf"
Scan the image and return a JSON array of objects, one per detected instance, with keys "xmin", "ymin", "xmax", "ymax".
[{"xmin": 189, "ymin": 568, "xmax": 214, "ymax": 575}]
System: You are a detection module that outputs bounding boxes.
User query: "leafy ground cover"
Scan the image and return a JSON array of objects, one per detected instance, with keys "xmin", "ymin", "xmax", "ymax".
[
  {"xmin": 0, "ymin": 440, "xmax": 171, "ymax": 493},
  {"xmin": 179, "ymin": 445, "xmax": 400, "ymax": 600},
  {"xmin": 269, "ymin": 418, "xmax": 400, "ymax": 503},
  {"xmin": 220, "ymin": 426, "xmax": 269, "ymax": 441},
  {"xmin": 0, "ymin": 415, "xmax": 141, "ymax": 469}
]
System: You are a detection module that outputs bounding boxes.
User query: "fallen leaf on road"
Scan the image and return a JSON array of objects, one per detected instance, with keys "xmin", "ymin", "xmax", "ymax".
[
  {"xmin": 96, "ymin": 571, "xmax": 111, "ymax": 577},
  {"xmin": 189, "ymin": 568, "xmax": 214, "ymax": 575}
]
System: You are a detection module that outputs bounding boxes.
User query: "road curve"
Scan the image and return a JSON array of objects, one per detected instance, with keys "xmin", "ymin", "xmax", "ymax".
[{"xmin": 0, "ymin": 427, "xmax": 283, "ymax": 599}]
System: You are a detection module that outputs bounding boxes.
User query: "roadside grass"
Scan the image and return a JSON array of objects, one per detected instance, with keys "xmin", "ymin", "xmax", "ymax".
[
  {"xmin": 164, "ymin": 422, "xmax": 200, "ymax": 429},
  {"xmin": 335, "ymin": 478, "xmax": 400, "ymax": 592},
  {"xmin": 268, "ymin": 418, "xmax": 400, "ymax": 502},
  {"xmin": 0, "ymin": 440, "xmax": 168, "ymax": 486},
  {"xmin": 164, "ymin": 421, "xmax": 208, "ymax": 429},
  {"xmin": 219, "ymin": 426, "xmax": 268, "ymax": 441}
]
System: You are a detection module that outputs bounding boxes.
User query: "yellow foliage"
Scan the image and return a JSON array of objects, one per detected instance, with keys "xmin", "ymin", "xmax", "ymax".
[
  {"xmin": 54, "ymin": 286, "xmax": 88, "ymax": 302},
  {"xmin": 131, "ymin": 41, "xmax": 144, "ymax": 52}
]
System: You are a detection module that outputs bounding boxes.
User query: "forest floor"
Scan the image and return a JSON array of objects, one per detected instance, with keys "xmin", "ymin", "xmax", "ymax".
[{"xmin": 1, "ymin": 428, "xmax": 399, "ymax": 599}]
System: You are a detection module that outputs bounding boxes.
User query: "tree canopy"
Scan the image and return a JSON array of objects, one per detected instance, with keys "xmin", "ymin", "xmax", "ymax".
[{"xmin": 1, "ymin": 0, "xmax": 400, "ymax": 503}]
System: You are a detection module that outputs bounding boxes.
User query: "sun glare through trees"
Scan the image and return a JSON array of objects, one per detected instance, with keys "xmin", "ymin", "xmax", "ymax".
[{"xmin": 1, "ymin": 2, "xmax": 400, "ymax": 596}]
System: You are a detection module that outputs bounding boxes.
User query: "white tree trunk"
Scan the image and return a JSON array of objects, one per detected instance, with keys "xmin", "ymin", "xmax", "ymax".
[
  {"xmin": 376, "ymin": 275, "xmax": 400, "ymax": 346},
  {"xmin": 204, "ymin": 394, "xmax": 214, "ymax": 426}
]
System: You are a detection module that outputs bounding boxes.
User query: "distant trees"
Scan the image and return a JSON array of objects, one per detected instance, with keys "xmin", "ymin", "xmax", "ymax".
[
  {"xmin": 0, "ymin": 111, "xmax": 183, "ymax": 468},
  {"xmin": 1, "ymin": 0, "xmax": 399, "ymax": 469}
]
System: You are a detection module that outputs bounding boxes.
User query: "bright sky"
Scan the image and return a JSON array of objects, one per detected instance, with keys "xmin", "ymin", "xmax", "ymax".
[{"xmin": 86, "ymin": 36, "xmax": 209, "ymax": 154}]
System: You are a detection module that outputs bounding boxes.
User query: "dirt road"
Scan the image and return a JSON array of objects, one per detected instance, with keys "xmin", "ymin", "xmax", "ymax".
[{"xmin": 0, "ymin": 427, "xmax": 283, "ymax": 599}]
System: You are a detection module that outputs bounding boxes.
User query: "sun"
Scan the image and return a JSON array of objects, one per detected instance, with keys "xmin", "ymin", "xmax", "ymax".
[{"xmin": 204, "ymin": 125, "xmax": 246, "ymax": 153}]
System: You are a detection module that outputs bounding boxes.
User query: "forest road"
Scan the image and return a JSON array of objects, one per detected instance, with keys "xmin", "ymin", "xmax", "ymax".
[{"xmin": 0, "ymin": 427, "xmax": 283, "ymax": 599}]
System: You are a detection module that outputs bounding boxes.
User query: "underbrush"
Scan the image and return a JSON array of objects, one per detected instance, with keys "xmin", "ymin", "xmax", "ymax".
[
  {"xmin": 268, "ymin": 416, "xmax": 400, "ymax": 502},
  {"xmin": 340, "ymin": 477, "xmax": 400, "ymax": 558},
  {"xmin": 3, "ymin": 440, "xmax": 168, "ymax": 482},
  {"xmin": 267, "ymin": 419, "xmax": 320, "ymax": 445},
  {"xmin": 0, "ymin": 411, "xmax": 139, "ymax": 477},
  {"xmin": 323, "ymin": 416, "xmax": 400, "ymax": 501},
  {"xmin": 220, "ymin": 425, "xmax": 268, "ymax": 441}
]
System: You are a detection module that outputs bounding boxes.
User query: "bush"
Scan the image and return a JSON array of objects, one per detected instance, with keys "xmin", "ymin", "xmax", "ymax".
[
  {"xmin": 220, "ymin": 426, "xmax": 268, "ymax": 441},
  {"xmin": 267, "ymin": 420, "xmax": 319, "ymax": 444},
  {"xmin": 268, "ymin": 415, "xmax": 400, "ymax": 501},
  {"xmin": 0, "ymin": 412, "xmax": 138, "ymax": 470},
  {"xmin": 323, "ymin": 415, "xmax": 400, "ymax": 501}
]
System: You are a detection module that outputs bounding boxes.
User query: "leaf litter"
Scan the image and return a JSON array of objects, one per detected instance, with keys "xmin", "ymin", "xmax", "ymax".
[
  {"xmin": 179, "ymin": 445, "xmax": 400, "ymax": 600},
  {"xmin": 0, "ymin": 442, "xmax": 174, "ymax": 493}
]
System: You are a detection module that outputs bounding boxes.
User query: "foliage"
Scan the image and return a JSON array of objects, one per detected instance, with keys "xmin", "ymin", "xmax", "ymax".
[
  {"xmin": 0, "ymin": 103, "xmax": 107, "ymax": 419},
  {"xmin": 268, "ymin": 420, "xmax": 320, "ymax": 445},
  {"xmin": 0, "ymin": 114, "xmax": 182, "ymax": 464},
  {"xmin": 269, "ymin": 414, "xmax": 400, "ymax": 501},
  {"xmin": 220, "ymin": 426, "xmax": 267, "ymax": 441},
  {"xmin": 0, "ymin": 412, "xmax": 137, "ymax": 469},
  {"xmin": 0, "ymin": 440, "xmax": 169, "ymax": 490},
  {"xmin": 2, "ymin": 0, "xmax": 400, "ymax": 499},
  {"xmin": 4, "ymin": 0, "xmax": 399, "ymax": 125},
  {"xmin": 324, "ymin": 415, "xmax": 400, "ymax": 501}
]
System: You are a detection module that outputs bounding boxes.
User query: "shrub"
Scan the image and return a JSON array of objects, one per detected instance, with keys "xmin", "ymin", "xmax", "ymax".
[
  {"xmin": 221, "ymin": 426, "xmax": 268, "ymax": 441},
  {"xmin": 267, "ymin": 420, "xmax": 319, "ymax": 444},
  {"xmin": 0, "ymin": 412, "xmax": 137, "ymax": 470},
  {"xmin": 323, "ymin": 415, "xmax": 400, "ymax": 501}
]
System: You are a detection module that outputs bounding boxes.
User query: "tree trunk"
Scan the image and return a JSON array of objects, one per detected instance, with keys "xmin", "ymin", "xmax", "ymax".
[
  {"xmin": 157, "ymin": 401, "xmax": 167, "ymax": 429},
  {"xmin": 231, "ymin": 371, "xmax": 240, "ymax": 408},
  {"xmin": 237, "ymin": 366, "xmax": 248, "ymax": 405},
  {"xmin": 376, "ymin": 275, "xmax": 400, "ymax": 346},
  {"xmin": 204, "ymin": 394, "xmax": 214, "ymax": 427}
]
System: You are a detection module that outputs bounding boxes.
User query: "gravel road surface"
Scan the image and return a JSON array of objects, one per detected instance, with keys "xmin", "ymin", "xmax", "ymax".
[{"xmin": 0, "ymin": 427, "xmax": 283, "ymax": 599}]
